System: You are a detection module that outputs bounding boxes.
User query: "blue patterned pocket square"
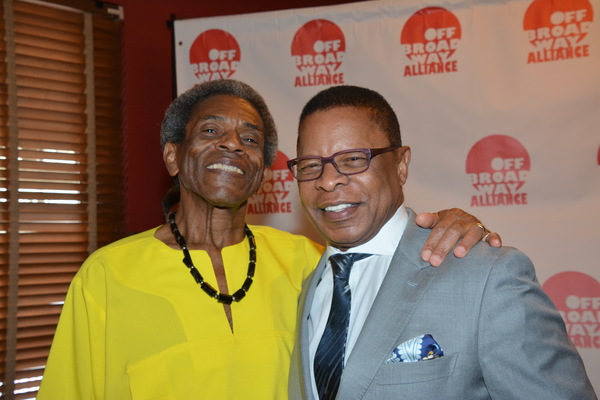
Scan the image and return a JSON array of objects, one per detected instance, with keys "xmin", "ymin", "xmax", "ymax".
[{"xmin": 385, "ymin": 334, "xmax": 444, "ymax": 363}]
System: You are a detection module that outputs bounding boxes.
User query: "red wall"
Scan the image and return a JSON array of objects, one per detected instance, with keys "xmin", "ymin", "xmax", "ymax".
[{"xmin": 114, "ymin": 0, "xmax": 361, "ymax": 234}]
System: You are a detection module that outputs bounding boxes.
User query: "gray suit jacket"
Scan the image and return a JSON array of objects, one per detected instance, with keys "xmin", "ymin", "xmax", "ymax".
[{"xmin": 289, "ymin": 209, "xmax": 596, "ymax": 400}]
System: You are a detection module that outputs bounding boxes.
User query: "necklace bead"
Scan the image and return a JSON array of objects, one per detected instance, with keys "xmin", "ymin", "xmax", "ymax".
[{"xmin": 168, "ymin": 213, "xmax": 256, "ymax": 304}]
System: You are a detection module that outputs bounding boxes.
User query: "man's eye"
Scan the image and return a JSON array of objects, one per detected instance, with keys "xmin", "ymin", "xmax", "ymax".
[
  {"xmin": 204, "ymin": 128, "xmax": 217, "ymax": 133},
  {"xmin": 339, "ymin": 155, "xmax": 367, "ymax": 165},
  {"xmin": 298, "ymin": 162, "xmax": 321, "ymax": 172}
]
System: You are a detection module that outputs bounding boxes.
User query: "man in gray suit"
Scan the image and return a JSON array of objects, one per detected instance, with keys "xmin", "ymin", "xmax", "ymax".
[{"xmin": 287, "ymin": 85, "xmax": 596, "ymax": 399}]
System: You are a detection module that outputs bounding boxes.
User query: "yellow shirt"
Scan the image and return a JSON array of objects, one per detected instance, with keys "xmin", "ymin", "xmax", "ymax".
[{"xmin": 38, "ymin": 225, "xmax": 323, "ymax": 400}]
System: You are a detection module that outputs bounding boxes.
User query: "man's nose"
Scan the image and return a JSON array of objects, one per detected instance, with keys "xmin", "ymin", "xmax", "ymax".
[
  {"xmin": 218, "ymin": 131, "xmax": 244, "ymax": 154},
  {"xmin": 315, "ymin": 162, "xmax": 349, "ymax": 191}
]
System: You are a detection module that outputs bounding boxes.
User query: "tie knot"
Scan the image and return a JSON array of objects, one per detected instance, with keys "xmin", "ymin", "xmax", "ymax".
[{"xmin": 329, "ymin": 253, "xmax": 371, "ymax": 281}]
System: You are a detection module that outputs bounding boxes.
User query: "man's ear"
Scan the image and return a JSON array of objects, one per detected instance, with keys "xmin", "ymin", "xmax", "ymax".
[
  {"xmin": 397, "ymin": 146, "xmax": 411, "ymax": 185},
  {"xmin": 163, "ymin": 142, "xmax": 179, "ymax": 177}
]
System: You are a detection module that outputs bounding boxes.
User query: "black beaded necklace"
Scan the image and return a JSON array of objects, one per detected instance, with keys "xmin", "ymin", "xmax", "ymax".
[{"xmin": 168, "ymin": 213, "xmax": 256, "ymax": 305}]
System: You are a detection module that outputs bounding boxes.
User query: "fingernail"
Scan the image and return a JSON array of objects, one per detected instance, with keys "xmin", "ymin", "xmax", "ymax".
[{"xmin": 422, "ymin": 249, "xmax": 431, "ymax": 261}]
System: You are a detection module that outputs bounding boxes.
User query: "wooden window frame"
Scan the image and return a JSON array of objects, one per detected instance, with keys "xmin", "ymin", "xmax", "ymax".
[{"xmin": 0, "ymin": 1, "xmax": 124, "ymax": 398}]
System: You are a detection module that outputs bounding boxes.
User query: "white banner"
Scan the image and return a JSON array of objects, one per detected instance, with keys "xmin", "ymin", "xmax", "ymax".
[{"xmin": 174, "ymin": 0, "xmax": 600, "ymax": 390}]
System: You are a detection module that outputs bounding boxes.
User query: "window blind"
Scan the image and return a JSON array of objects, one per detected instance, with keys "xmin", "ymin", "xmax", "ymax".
[{"xmin": 0, "ymin": 1, "xmax": 124, "ymax": 398}]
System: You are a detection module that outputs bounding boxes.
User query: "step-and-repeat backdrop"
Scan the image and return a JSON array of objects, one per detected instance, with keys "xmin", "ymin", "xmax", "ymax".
[{"xmin": 174, "ymin": 0, "xmax": 600, "ymax": 389}]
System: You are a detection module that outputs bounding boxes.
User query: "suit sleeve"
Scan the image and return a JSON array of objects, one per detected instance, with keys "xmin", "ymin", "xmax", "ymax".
[
  {"xmin": 477, "ymin": 249, "xmax": 596, "ymax": 399},
  {"xmin": 37, "ymin": 258, "xmax": 107, "ymax": 400}
]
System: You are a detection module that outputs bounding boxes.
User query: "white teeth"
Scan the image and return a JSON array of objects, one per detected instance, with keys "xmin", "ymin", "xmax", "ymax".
[
  {"xmin": 207, "ymin": 163, "xmax": 244, "ymax": 175},
  {"xmin": 324, "ymin": 203, "xmax": 352, "ymax": 212}
]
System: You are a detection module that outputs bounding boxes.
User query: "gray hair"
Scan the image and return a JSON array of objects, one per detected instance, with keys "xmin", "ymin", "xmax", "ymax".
[{"xmin": 160, "ymin": 79, "xmax": 278, "ymax": 166}]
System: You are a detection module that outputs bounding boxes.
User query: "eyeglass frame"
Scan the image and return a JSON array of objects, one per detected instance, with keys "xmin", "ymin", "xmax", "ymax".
[{"xmin": 286, "ymin": 146, "xmax": 401, "ymax": 182}]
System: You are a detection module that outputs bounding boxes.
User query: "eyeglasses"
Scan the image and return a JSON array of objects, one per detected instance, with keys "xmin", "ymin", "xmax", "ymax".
[{"xmin": 287, "ymin": 147, "xmax": 401, "ymax": 182}]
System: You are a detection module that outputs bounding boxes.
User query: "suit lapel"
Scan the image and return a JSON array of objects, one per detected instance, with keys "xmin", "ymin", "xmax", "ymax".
[
  {"xmin": 297, "ymin": 256, "xmax": 328, "ymax": 400},
  {"xmin": 336, "ymin": 211, "xmax": 437, "ymax": 400}
]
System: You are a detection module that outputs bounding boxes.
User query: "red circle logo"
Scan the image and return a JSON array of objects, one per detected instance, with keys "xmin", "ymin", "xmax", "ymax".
[
  {"xmin": 248, "ymin": 151, "xmax": 294, "ymax": 215},
  {"xmin": 401, "ymin": 7, "xmax": 462, "ymax": 61},
  {"xmin": 542, "ymin": 271, "xmax": 600, "ymax": 349},
  {"xmin": 466, "ymin": 135, "xmax": 530, "ymax": 207},
  {"xmin": 466, "ymin": 135, "xmax": 530, "ymax": 192},
  {"xmin": 524, "ymin": 0, "xmax": 593, "ymax": 45},
  {"xmin": 291, "ymin": 19, "xmax": 345, "ymax": 74},
  {"xmin": 189, "ymin": 29, "xmax": 241, "ymax": 81}
]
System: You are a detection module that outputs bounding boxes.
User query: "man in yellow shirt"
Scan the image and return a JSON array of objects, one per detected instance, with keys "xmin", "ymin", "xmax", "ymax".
[{"xmin": 38, "ymin": 79, "xmax": 499, "ymax": 399}]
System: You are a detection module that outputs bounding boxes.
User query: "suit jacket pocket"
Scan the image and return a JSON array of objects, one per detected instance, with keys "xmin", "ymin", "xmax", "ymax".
[{"xmin": 375, "ymin": 352, "xmax": 458, "ymax": 385}]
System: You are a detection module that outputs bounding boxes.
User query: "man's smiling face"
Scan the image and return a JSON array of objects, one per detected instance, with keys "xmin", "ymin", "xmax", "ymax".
[
  {"xmin": 169, "ymin": 94, "xmax": 267, "ymax": 208},
  {"xmin": 296, "ymin": 106, "xmax": 410, "ymax": 250}
]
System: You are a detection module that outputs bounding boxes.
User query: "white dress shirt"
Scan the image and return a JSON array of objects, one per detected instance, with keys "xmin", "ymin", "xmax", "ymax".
[{"xmin": 308, "ymin": 205, "xmax": 408, "ymax": 398}]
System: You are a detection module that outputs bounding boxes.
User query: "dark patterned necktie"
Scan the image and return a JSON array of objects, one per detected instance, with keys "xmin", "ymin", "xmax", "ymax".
[{"xmin": 314, "ymin": 253, "xmax": 371, "ymax": 400}]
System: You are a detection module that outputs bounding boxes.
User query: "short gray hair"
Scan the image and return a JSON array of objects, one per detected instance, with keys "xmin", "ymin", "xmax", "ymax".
[{"xmin": 160, "ymin": 79, "xmax": 278, "ymax": 166}]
